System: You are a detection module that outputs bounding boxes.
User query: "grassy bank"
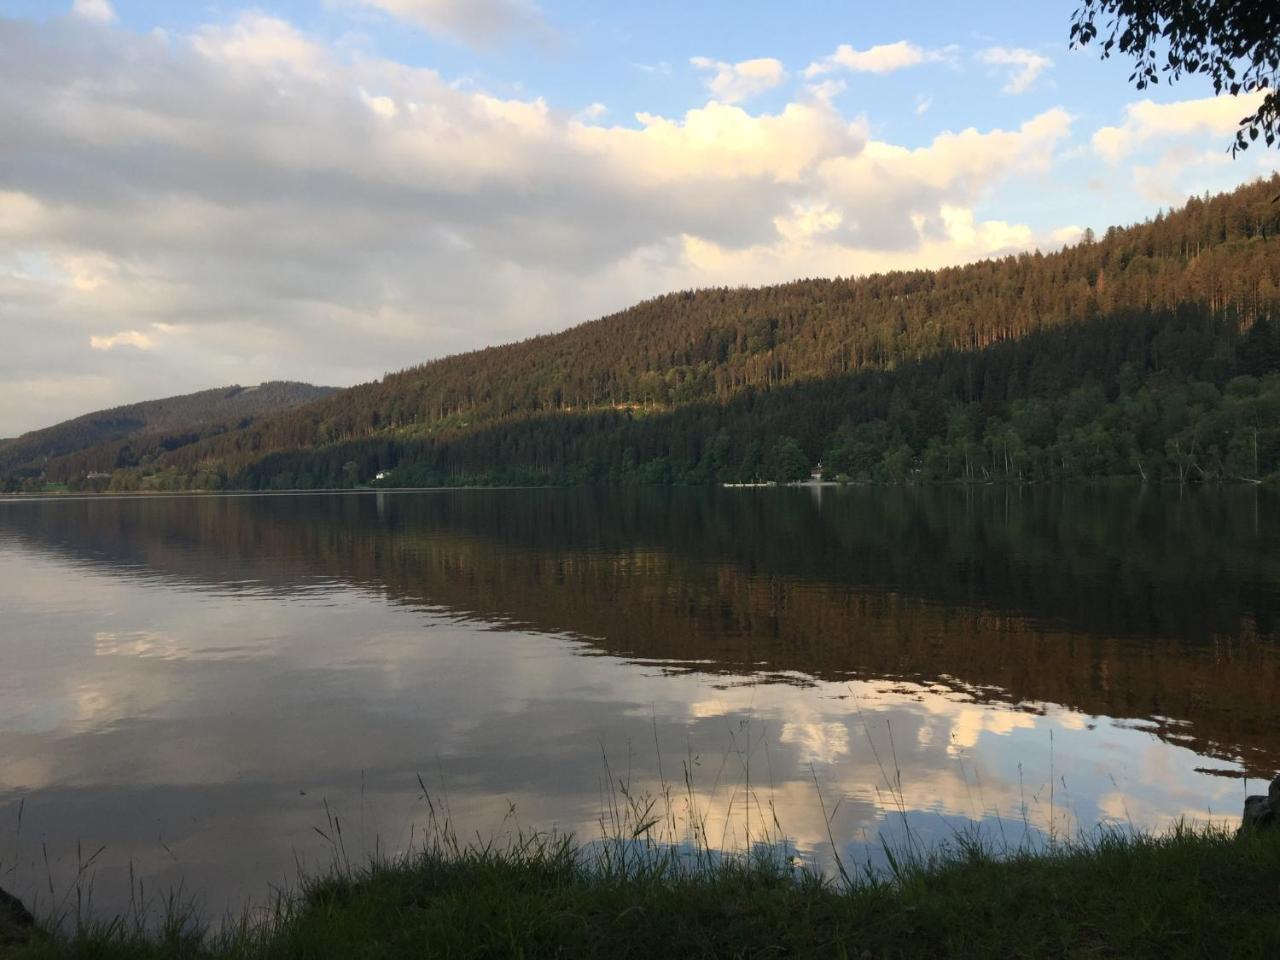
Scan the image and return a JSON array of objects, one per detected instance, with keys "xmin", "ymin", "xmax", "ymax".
[{"xmin": 6, "ymin": 822, "xmax": 1280, "ymax": 959}]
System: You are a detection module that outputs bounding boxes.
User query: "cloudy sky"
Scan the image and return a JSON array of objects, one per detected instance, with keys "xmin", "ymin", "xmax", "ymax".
[{"xmin": 1, "ymin": 0, "xmax": 1275, "ymax": 436}]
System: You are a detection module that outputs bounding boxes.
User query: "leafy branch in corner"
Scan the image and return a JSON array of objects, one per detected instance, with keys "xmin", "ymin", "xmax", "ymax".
[{"xmin": 1070, "ymin": 0, "xmax": 1280, "ymax": 153}]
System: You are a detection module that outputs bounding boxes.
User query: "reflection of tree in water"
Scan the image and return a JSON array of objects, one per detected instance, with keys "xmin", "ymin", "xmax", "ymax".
[{"xmin": 2, "ymin": 485, "xmax": 1278, "ymax": 774}]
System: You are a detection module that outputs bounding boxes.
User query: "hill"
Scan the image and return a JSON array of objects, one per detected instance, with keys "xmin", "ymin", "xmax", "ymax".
[
  {"xmin": 0, "ymin": 381, "xmax": 337, "ymax": 488},
  {"xmin": 15, "ymin": 175, "xmax": 1280, "ymax": 491}
]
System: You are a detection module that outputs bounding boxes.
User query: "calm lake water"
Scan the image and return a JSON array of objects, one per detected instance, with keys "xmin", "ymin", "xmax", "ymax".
[{"xmin": 1, "ymin": 486, "xmax": 1278, "ymax": 917}]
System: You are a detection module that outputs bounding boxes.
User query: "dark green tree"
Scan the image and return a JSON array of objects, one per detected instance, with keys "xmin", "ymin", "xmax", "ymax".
[{"xmin": 766, "ymin": 437, "xmax": 810, "ymax": 483}]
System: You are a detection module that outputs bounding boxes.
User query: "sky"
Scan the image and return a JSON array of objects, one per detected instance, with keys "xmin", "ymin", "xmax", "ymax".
[{"xmin": 1, "ymin": 0, "xmax": 1276, "ymax": 437}]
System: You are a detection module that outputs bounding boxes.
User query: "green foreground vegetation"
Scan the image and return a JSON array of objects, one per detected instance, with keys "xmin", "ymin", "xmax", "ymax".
[{"xmin": 7, "ymin": 824, "xmax": 1280, "ymax": 959}]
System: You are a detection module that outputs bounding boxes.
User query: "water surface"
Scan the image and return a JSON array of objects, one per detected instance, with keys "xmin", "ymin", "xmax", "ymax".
[{"xmin": 1, "ymin": 486, "xmax": 1277, "ymax": 917}]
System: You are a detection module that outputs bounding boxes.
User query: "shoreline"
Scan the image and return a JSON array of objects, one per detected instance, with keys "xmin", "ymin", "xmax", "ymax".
[
  {"xmin": 2, "ymin": 475, "xmax": 1277, "ymax": 503},
  {"xmin": 5, "ymin": 817, "xmax": 1279, "ymax": 958}
]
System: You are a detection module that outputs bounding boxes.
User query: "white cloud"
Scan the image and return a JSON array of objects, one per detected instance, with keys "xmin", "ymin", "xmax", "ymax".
[
  {"xmin": 631, "ymin": 61, "xmax": 672, "ymax": 77},
  {"xmin": 574, "ymin": 100, "xmax": 864, "ymax": 185},
  {"xmin": 806, "ymin": 79, "xmax": 847, "ymax": 103},
  {"xmin": 0, "ymin": 192, "xmax": 46, "ymax": 237},
  {"xmin": 192, "ymin": 13, "xmax": 324, "ymax": 74},
  {"xmin": 915, "ymin": 94, "xmax": 932, "ymax": 115},
  {"xmin": 89, "ymin": 330, "xmax": 155, "ymax": 351},
  {"xmin": 352, "ymin": 0, "xmax": 552, "ymax": 47},
  {"xmin": 361, "ymin": 91, "xmax": 400, "ymax": 119},
  {"xmin": 71, "ymin": 0, "xmax": 116, "ymax": 23},
  {"xmin": 804, "ymin": 41, "xmax": 935, "ymax": 78},
  {"xmin": 816, "ymin": 108, "xmax": 1073, "ymax": 249},
  {"xmin": 773, "ymin": 202, "xmax": 843, "ymax": 243},
  {"xmin": 1132, "ymin": 146, "xmax": 1232, "ymax": 205},
  {"xmin": 1093, "ymin": 91, "xmax": 1267, "ymax": 163},
  {"xmin": 978, "ymin": 47, "xmax": 1052, "ymax": 95},
  {"xmin": 690, "ymin": 56, "xmax": 787, "ymax": 105},
  {"xmin": 673, "ymin": 109, "xmax": 1073, "ymax": 286},
  {"xmin": 1050, "ymin": 225, "xmax": 1085, "ymax": 245}
]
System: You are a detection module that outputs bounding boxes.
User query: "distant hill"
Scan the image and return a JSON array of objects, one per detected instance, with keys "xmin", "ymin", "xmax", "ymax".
[{"xmin": 0, "ymin": 381, "xmax": 337, "ymax": 480}]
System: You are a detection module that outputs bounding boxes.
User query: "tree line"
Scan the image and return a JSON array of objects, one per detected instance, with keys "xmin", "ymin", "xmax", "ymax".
[{"xmin": 46, "ymin": 303, "xmax": 1278, "ymax": 494}]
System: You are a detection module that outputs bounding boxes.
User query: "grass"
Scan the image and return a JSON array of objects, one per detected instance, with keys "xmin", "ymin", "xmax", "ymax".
[
  {"xmin": 6, "ymin": 816, "xmax": 1280, "ymax": 958},
  {"xmin": 5, "ymin": 728, "xmax": 1279, "ymax": 959}
]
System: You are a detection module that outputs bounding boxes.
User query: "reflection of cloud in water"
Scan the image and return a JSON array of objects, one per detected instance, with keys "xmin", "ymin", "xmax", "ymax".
[
  {"xmin": 72, "ymin": 682, "xmax": 122, "ymax": 727},
  {"xmin": 687, "ymin": 697, "xmax": 734, "ymax": 719},
  {"xmin": 0, "ymin": 754, "xmax": 54, "ymax": 794},
  {"xmin": 94, "ymin": 630, "xmax": 194, "ymax": 661},
  {"xmin": 780, "ymin": 720, "xmax": 850, "ymax": 765},
  {"xmin": 94, "ymin": 630, "xmax": 269, "ymax": 663},
  {"xmin": 928, "ymin": 700, "xmax": 1038, "ymax": 753}
]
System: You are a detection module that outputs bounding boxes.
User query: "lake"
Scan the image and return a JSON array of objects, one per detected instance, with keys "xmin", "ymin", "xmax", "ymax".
[{"xmin": 1, "ymin": 486, "xmax": 1277, "ymax": 919}]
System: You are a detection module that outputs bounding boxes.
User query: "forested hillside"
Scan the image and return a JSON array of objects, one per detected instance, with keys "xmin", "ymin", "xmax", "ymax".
[
  {"xmin": 0, "ymin": 381, "xmax": 336, "ymax": 486},
  {"xmin": 236, "ymin": 307, "xmax": 1280, "ymax": 489},
  {"xmin": 12, "ymin": 175, "xmax": 1280, "ymax": 491}
]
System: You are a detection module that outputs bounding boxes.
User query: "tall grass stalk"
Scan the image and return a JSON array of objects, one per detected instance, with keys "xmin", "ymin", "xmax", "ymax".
[{"xmin": 4, "ymin": 739, "xmax": 1276, "ymax": 958}]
